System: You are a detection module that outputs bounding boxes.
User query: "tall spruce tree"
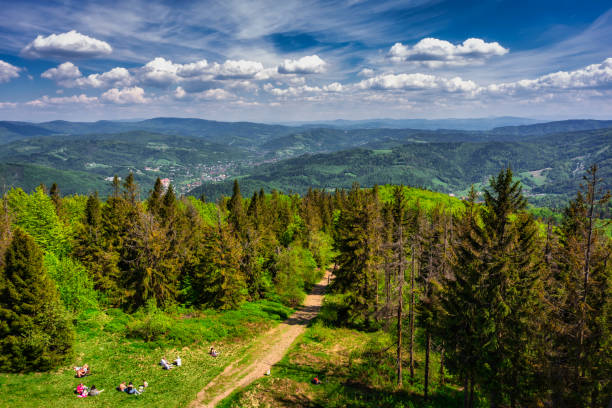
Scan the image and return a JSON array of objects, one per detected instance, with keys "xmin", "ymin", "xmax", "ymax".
[
  {"xmin": 548, "ymin": 164, "xmax": 611, "ymax": 407},
  {"xmin": 0, "ymin": 228, "xmax": 74, "ymax": 372}
]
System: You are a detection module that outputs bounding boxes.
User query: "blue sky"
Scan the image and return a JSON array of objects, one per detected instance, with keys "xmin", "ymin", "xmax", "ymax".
[{"xmin": 0, "ymin": 0, "xmax": 611, "ymax": 122}]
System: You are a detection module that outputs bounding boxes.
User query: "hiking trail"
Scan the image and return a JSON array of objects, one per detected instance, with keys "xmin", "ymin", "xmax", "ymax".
[{"xmin": 190, "ymin": 270, "xmax": 332, "ymax": 408}]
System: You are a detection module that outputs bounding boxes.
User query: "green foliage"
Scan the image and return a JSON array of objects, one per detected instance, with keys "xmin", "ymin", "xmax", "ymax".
[
  {"xmin": 0, "ymin": 228, "xmax": 74, "ymax": 372},
  {"xmin": 273, "ymin": 246, "xmax": 319, "ymax": 306},
  {"xmin": 5, "ymin": 187, "xmax": 71, "ymax": 257},
  {"xmin": 44, "ymin": 253, "xmax": 98, "ymax": 312}
]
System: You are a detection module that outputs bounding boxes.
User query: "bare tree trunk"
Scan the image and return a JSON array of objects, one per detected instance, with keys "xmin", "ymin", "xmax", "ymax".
[
  {"xmin": 397, "ymin": 220, "xmax": 405, "ymax": 387},
  {"xmin": 397, "ymin": 268, "xmax": 404, "ymax": 387},
  {"xmin": 469, "ymin": 376, "xmax": 475, "ymax": 408}
]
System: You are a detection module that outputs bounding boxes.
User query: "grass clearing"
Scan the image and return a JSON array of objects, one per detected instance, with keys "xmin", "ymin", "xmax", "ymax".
[
  {"xmin": 0, "ymin": 300, "xmax": 293, "ymax": 408},
  {"xmin": 219, "ymin": 319, "xmax": 482, "ymax": 408}
]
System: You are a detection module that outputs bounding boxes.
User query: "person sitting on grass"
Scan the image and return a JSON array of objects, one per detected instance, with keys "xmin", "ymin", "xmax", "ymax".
[
  {"xmin": 138, "ymin": 380, "xmax": 148, "ymax": 394},
  {"xmin": 88, "ymin": 385, "xmax": 104, "ymax": 396},
  {"xmin": 75, "ymin": 382, "xmax": 89, "ymax": 396},
  {"xmin": 125, "ymin": 382, "xmax": 140, "ymax": 395},
  {"xmin": 116, "ymin": 382, "xmax": 127, "ymax": 392},
  {"xmin": 160, "ymin": 357, "xmax": 172, "ymax": 370},
  {"xmin": 311, "ymin": 376, "xmax": 321, "ymax": 385},
  {"xmin": 209, "ymin": 347, "xmax": 218, "ymax": 357},
  {"xmin": 173, "ymin": 356, "xmax": 182, "ymax": 366}
]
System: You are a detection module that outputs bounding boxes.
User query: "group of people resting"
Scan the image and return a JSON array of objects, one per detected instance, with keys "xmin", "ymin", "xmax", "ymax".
[
  {"xmin": 116, "ymin": 381, "xmax": 148, "ymax": 395},
  {"xmin": 74, "ymin": 382, "xmax": 103, "ymax": 398},
  {"xmin": 159, "ymin": 356, "xmax": 181, "ymax": 370}
]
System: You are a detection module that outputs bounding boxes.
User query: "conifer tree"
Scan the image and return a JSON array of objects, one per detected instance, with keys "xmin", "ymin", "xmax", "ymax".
[
  {"xmin": 227, "ymin": 179, "xmax": 246, "ymax": 235},
  {"xmin": 333, "ymin": 184, "xmax": 383, "ymax": 327},
  {"xmin": 49, "ymin": 183, "xmax": 62, "ymax": 216},
  {"xmin": 148, "ymin": 177, "xmax": 164, "ymax": 216},
  {"xmin": 0, "ymin": 228, "xmax": 74, "ymax": 372},
  {"xmin": 548, "ymin": 164, "xmax": 611, "ymax": 407}
]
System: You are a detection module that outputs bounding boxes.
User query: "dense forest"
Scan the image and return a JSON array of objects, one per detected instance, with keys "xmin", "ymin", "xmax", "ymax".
[{"xmin": 0, "ymin": 164, "xmax": 610, "ymax": 407}]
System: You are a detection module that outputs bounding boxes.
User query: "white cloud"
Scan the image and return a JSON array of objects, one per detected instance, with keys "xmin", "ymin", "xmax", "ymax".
[
  {"xmin": 21, "ymin": 30, "xmax": 112, "ymax": 59},
  {"xmin": 140, "ymin": 57, "xmax": 263, "ymax": 87},
  {"xmin": 211, "ymin": 60, "xmax": 264, "ymax": 79},
  {"xmin": 0, "ymin": 60, "xmax": 21, "ymax": 83},
  {"xmin": 174, "ymin": 86, "xmax": 187, "ymax": 99},
  {"xmin": 195, "ymin": 88, "xmax": 236, "ymax": 100},
  {"xmin": 42, "ymin": 62, "xmax": 134, "ymax": 89},
  {"xmin": 484, "ymin": 57, "xmax": 612, "ymax": 95},
  {"xmin": 0, "ymin": 102, "xmax": 18, "ymax": 108},
  {"xmin": 141, "ymin": 57, "xmax": 181, "ymax": 87},
  {"xmin": 101, "ymin": 86, "xmax": 148, "ymax": 104},
  {"xmin": 41, "ymin": 62, "xmax": 82, "ymax": 85},
  {"xmin": 176, "ymin": 59, "xmax": 209, "ymax": 77},
  {"xmin": 389, "ymin": 38, "xmax": 508, "ymax": 66},
  {"xmin": 278, "ymin": 55, "xmax": 327, "ymax": 74},
  {"xmin": 358, "ymin": 68, "xmax": 375, "ymax": 77},
  {"xmin": 356, "ymin": 73, "xmax": 478, "ymax": 93},
  {"xmin": 76, "ymin": 67, "xmax": 134, "ymax": 88},
  {"xmin": 26, "ymin": 94, "xmax": 98, "ymax": 107},
  {"xmin": 323, "ymin": 82, "xmax": 344, "ymax": 92}
]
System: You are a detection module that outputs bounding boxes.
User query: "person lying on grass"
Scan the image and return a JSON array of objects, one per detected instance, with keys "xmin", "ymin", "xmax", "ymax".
[
  {"xmin": 209, "ymin": 347, "xmax": 219, "ymax": 357},
  {"xmin": 160, "ymin": 357, "xmax": 172, "ymax": 370},
  {"xmin": 117, "ymin": 382, "xmax": 127, "ymax": 392},
  {"xmin": 74, "ymin": 364, "xmax": 90, "ymax": 378},
  {"xmin": 311, "ymin": 377, "xmax": 321, "ymax": 385},
  {"xmin": 88, "ymin": 385, "xmax": 104, "ymax": 396}
]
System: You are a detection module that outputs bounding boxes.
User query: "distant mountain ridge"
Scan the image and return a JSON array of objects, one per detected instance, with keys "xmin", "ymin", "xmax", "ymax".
[{"xmin": 277, "ymin": 116, "xmax": 542, "ymax": 130}]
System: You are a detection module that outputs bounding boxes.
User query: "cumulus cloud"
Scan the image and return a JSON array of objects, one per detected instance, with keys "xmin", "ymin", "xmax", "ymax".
[
  {"xmin": 141, "ymin": 57, "xmax": 181, "ymax": 87},
  {"xmin": 278, "ymin": 55, "xmax": 327, "ymax": 74},
  {"xmin": 389, "ymin": 38, "xmax": 508, "ymax": 66},
  {"xmin": 101, "ymin": 86, "xmax": 148, "ymax": 104},
  {"xmin": 210, "ymin": 60, "xmax": 264, "ymax": 79},
  {"xmin": 42, "ymin": 62, "xmax": 134, "ymax": 89},
  {"xmin": 264, "ymin": 83, "xmax": 322, "ymax": 96},
  {"xmin": 356, "ymin": 73, "xmax": 478, "ymax": 93},
  {"xmin": 484, "ymin": 57, "xmax": 612, "ymax": 95},
  {"xmin": 26, "ymin": 94, "xmax": 98, "ymax": 107},
  {"xmin": 76, "ymin": 67, "xmax": 134, "ymax": 88},
  {"xmin": 21, "ymin": 30, "xmax": 112, "ymax": 59},
  {"xmin": 140, "ymin": 57, "xmax": 264, "ymax": 87},
  {"xmin": 0, "ymin": 60, "xmax": 21, "ymax": 83},
  {"xmin": 41, "ymin": 62, "xmax": 82, "ymax": 85},
  {"xmin": 358, "ymin": 68, "xmax": 375, "ymax": 77},
  {"xmin": 194, "ymin": 88, "xmax": 235, "ymax": 100}
]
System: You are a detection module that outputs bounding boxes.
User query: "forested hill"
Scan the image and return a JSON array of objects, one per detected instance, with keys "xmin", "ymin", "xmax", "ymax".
[
  {"xmin": 1, "ymin": 117, "xmax": 611, "ymax": 206},
  {"xmin": 192, "ymin": 127, "xmax": 612, "ymax": 206},
  {"xmin": 0, "ymin": 166, "xmax": 609, "ymax": 407}
]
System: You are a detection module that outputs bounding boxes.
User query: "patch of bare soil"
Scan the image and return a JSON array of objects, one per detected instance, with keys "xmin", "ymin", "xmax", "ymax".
[{"xmin": 190, "ymin": 271, "xmax": 331, "ymax": 408}]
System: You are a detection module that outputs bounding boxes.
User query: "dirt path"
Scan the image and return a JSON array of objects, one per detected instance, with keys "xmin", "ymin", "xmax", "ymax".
[{"xmin": 190, "ymin": 270, "xmax": 332, "ymax": 408}]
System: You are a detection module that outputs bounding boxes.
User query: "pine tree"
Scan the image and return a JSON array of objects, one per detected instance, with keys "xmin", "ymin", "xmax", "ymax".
[
  {"xmin": 148, "ymin": 177, "xmax": 164, "ymax": 216},
  {"xmin": 49, "ymin": 183, "xmax": 62, "ymax": 216},
  {"xmin": 74, "ymin": 192, "xmax": 121, "ymax": 298},
  {"xmin": 445, "ymin": 170, "xmax": 545, "ymax": 407},
  {"xmin": 333, "ymin": 184, "xmax": 383, "ymax": 327},
  {"xmin": 0, "ymin": 228, "xmax": 74, "ymax": 372},
  {"xmin": 227, "ymin": 179, "xmax": 246, "ymax": 235},
  {"xmin": 548, "ymin": 164, "xmax": 611, "ymax": 407}
]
